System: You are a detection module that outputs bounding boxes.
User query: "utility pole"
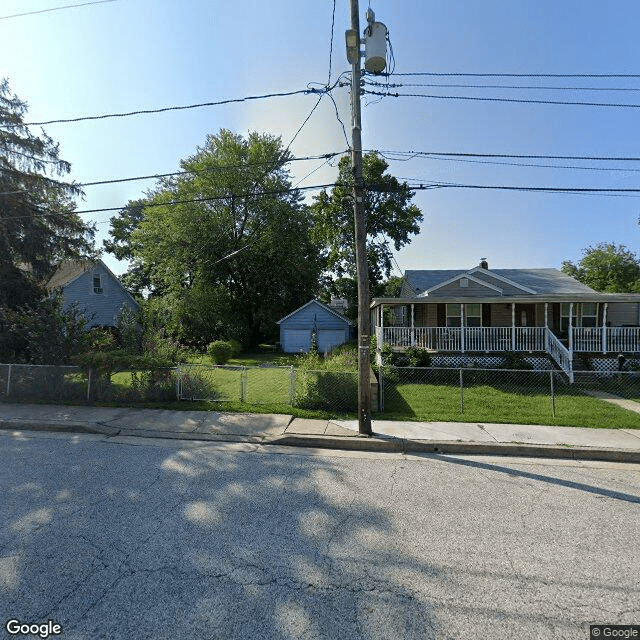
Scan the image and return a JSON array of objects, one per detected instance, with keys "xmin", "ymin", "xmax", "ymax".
[{"xmin": 347, "ymin": 0, "xmax": 372, "ymax": 436}]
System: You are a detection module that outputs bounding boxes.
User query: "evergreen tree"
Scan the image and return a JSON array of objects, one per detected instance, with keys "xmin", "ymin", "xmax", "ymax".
[{"xmin": 0, "ymin": 78, "xmax": 94, "ymax": 308}]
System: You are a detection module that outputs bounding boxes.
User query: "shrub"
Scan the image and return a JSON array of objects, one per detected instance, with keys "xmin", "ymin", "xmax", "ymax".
[
  {"xmin": 228, "ymin": 338, "xmax": 243, "ymax": 358},
  {"xmin": 207, "ymin": 340, "xmax": 233, "ymax": 365},
  {"xmin": 405, "ymin": 347, "xmax": 432, "ymax": 368}
]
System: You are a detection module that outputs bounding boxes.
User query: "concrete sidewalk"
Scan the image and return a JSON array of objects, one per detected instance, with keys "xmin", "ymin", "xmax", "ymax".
[{"xmin": 1, "ymin": 402, "xmax": 639, "ymax": 462}]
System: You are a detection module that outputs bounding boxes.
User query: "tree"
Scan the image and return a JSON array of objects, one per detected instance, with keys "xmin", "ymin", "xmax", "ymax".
[
  {"xmin": 309, "ymin": 153, "xmax": 422, "ymax": 307},
  {"xmin": 562, "ymin": 243, "xmax": 640, "ymax": 293},
  {"xmin": 107, "ymin": 129, "xmax": 323, "ymax": 348},
  {"xmin": 0, "ymin": 79, "xmax": 95, "ymax": 308}
]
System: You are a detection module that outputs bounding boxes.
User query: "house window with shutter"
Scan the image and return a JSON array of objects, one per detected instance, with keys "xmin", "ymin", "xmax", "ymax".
[{"xmin": 93, "ymin": 274, "xmax": 103, "ymax": 294}]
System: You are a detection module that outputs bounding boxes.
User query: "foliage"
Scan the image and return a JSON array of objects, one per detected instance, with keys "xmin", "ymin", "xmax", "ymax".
[
  {"xmin": 499, "ymin": 352, "xmax": 534, "ymax": 370},
  {"xmin": 105, "ymin": 129, "xmax": 323, "ymax": 348},
  {"xmin": 562, "ymin": 243, "xmax": 640, "ymax": 293},
  {"xmin": 207, "ymin": 340, "xmax": 234, "ymax": 365},
  {"xmin": 0, "ymin": 294, "xmax": 90, "ymax": 364},
  {"xmin": 310, "ymin": 153, "xmax": 423, "ymax": 307},
  {"xmin": 115, "ymin": 304, "xmax": 142, "ymax": 353},
  {"xmin": 0, "ymin": 79, "xmax": 95, "ymax": 310}
]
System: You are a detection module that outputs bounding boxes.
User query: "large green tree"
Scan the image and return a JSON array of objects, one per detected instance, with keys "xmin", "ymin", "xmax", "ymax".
[
  {"xmin": 0, "ymin": 79, "xmax": 94, "ymax": 308},
  {"xmin": 107, "ymin": 129, "xmax": 323, "ymax": 348},
  {"xmin": 309, "ymin": 153, "xmax": 422, "ymax": 307},
  {"xmin": 562, "ymin": 243, "xmax": 640, "ymax": 293}
]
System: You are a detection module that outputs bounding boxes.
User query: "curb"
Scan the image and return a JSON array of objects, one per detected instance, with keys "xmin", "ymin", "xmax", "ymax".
[
  {"xmin": 0, "ymin": 418, "xmax": 119, "ymax": 437},
  {"xmin": 2, "ymin": 420, "xmax": 640, "ymax": 464},
  {"xmin": 268, "ymin": 434, "xmax": 640, "ymax": 463}
]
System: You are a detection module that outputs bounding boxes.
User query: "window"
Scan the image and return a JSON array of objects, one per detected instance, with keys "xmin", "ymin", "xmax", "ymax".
[
  {"xmin": 93, "ymin": 274, "xmax": 103, "ymax": 294},
  {"xmin": 465, "ymin": 304, "xmax": 482, "ymax": 327},
  {"xmin": 446, "ymin": 304, "xmax": 461, "ymax": 327},
  {"xmin": 581, "ymin": 303, "xmax": 598, "ymax": 328}
]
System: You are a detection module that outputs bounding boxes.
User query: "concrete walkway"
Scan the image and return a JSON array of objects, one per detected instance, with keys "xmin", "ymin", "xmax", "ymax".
[{"xmin": 1, "ymin": 402, "xmax": 639, "ymax": 462}]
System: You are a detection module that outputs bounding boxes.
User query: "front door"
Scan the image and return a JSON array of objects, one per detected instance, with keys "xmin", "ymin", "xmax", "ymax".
[{"xmin": 515, "ymin": 304, "xmax": 536, "ymax": 327}]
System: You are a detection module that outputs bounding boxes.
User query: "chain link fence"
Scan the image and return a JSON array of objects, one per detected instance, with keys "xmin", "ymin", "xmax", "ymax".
[
  {"xmin": 0, "ymin": 363, "xmax": 359, "ymax": 412},
  {"xmin": 380, "ymin": 365, "xmax": 640, "ymax": 424},
  {"xmin": 2, "ymin": 362, "xmax": 638, "ymax": 424}
]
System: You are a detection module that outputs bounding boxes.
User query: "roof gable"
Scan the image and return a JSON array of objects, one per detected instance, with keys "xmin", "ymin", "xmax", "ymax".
[
  {"xmin": 405, "ymin": 268, "xmax": 596, "ymax": 297},
  {"xmin": 47, "ymin": 259, "xmax": 140, "ymax": 310},
  {"xmin": 277, "ymin": 299, "xmax": 352, "ymax": 325}
]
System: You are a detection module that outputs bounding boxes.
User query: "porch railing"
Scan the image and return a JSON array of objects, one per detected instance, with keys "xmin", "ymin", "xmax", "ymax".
[
  {"xmin": 381, "ymin": 325, "xmax": 640, "ymax": 355},
  {"xmin": 573, "ymin": 327, "xmax": 640, "ymax": 353},
  {"xmin": 381, "ymin": 326, "xmax": 546, "ymax": 352}
]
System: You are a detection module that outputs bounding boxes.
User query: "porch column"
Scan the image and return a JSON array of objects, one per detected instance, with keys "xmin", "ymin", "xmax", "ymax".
[
  {"xmin": 544, "ymin": 303, "xmax": 549, "ymax": 351},
  {"xmin": 460, "ymin": 303, "xmax": 465, "ymax": 353},
  {"xmin": 568, "ymin": 302, "xmax": 574, "ymax": 355},
  {"xmin": 411, "ymin": 303, "xmax": 415, "ymax": 347},
  {"xmin": 511, "ymin": 303, "xmax": 516, "ymax": 351},
  {"xmin": 602, "ymin": 302, "xmax": 608, "ymax": 354}
]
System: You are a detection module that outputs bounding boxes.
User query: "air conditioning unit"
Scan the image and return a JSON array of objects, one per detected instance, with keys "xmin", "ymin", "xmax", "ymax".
[{"xmin": 94, "ymin": 287, "xmax": 103, "ymax": 294}]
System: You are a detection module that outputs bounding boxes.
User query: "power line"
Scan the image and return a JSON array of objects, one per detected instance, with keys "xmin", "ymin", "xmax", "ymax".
[
  {"xmin": 364, "ymin": 89, "xmax": 640, "ymax": 109},
  {"xmin": 368, "ymin": 149, "xmax": 640, "ymax": 162},
  {"xmin": 373, "ymin": 151, "xmax": 640, "ymax": 173},
  {"xmin": 16, "ymin": 88, "xmax": 326, "ymax": 127},
  {"xmin": 75, "ymin": 182, "xmax": 336, "ymax": 216},
  {"xmin": 375, "ymin": 72, "xmax": 640, "ymax": 79},
  {"xmin": 0, "ymin": 151, "xmax": 347, "ymax": 189},
  {"xmin": 0, "ymin": 0, "xmax": 116, "ymax": 20},
  {"xmin": 364, "ymin": 80, "xmax": 640, "ymax": 92},
  {"xmin": 399, "ymin": 181, "xmax": 640, "ymax": 195}
]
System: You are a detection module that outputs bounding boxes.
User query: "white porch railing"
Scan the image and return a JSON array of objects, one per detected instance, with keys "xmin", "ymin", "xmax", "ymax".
[
  {"xmin": 572, "ymin": 327, "xmax": 640, "ymax": 353},
  {"xmin": 546, "ymin": 330, "xmax": 574, "ymax": 382},
  {"xmin": 381, "ymin": 326, "xmax": 546, "ymax": 352}
]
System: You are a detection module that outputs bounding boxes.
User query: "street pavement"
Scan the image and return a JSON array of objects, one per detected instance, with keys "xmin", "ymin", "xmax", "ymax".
[
  {"xmin": 0, "ymin": 401, "xmax": 639, "ymax": 462},
  {"xmin": 1, "ymin": 430, "xmax": 639, "ymax": 639}
]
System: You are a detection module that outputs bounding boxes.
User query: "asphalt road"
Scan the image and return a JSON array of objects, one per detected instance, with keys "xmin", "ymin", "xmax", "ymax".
[{"xmin": 1, "ymin": 430, "xmax": 639, "ymax": 640}]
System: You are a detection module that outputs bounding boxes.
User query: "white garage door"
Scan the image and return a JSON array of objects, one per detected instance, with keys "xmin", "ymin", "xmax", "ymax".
[
  {"xmin": 283, "ymin": 329, "xmax": 311, "ymax": 353},
  {"xmin": 318, "ymin": 330, "xmax": 346, "ymax": 353}
]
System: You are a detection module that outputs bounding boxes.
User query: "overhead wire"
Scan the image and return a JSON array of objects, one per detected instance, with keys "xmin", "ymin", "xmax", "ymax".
[
  {"xmin": 363, "ymin": 89, "xmax": 640, "ymax": 109},
  {"xmin": 0, "ymin": 0, "xmax": 116, "ymax": 20},
  {"xmin": 15, "ymin": 88, "xmax": 327, "ymax": 127}
]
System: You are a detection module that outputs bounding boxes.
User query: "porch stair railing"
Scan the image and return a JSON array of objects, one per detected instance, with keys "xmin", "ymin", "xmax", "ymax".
[{"xmin": 544, "ymin": 329, "xmax": 574, "ymax": 382}]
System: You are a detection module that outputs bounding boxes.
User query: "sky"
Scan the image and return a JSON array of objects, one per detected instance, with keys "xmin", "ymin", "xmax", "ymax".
[{"xmin": 2, "ymin": 0, "xmax": 640, "ymax": 278}]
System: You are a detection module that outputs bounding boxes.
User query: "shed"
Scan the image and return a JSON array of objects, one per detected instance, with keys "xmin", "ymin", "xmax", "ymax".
[{"xmin": 277, "ymin": 299, "xmax": 353, "ymax": 353}]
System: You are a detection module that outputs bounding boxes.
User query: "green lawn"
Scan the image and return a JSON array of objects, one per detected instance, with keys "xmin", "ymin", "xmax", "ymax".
[{"xmin": 383, "ymin": 382, "xmax": 640, "ymax": 429}]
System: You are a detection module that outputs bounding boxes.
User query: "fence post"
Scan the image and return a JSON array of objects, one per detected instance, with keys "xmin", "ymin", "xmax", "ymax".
[
  {"xmin": 459, "ymin": 367, "xmax": 465, "ymax": 414},
  {"xmin": 6, "ymin": 364, "xmax": 11, "ymax": 397},
  {"xmin": 240, "ymin": 366, "xmax": 247, "ymax": 402},
  {"xmin": 289, "ymin": 366, "xmax": 296, "ymax": 406},
  {"xmin": 550, "ymin": 370, "xmax": 556, "ymax": 417},
  {"xmin": 175, "ymin": 365, "xmax": 181, "ymax": 401},
  {"xmin": 86, "ymin": 369, "xmax": 92, "ymax": 402},
  {"xmin": 379, "ymin": 366, "xmax": 384, "ymax": 412}
]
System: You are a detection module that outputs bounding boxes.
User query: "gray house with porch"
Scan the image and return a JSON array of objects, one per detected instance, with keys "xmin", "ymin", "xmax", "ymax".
[{"xmin": 371, "ymin": 261, "xmax": 640, "ymax": 381}]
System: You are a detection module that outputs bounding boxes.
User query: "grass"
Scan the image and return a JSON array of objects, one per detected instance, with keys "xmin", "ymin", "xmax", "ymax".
[{"xmin": 382, "ymin": 381, "xmax": 640, "ymax": 429}]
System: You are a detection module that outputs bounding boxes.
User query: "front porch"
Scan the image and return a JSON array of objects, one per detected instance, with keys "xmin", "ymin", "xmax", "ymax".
[{"xmin": 372, "ymin": 300, "xmax": 640, "ymax": 382}]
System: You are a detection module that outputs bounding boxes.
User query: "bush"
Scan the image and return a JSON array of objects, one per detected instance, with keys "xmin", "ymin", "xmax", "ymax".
[
  {"xmin": 207, "ymin": 340, "xmax": 233, "ymax": 365},
  {"xmin": 228, "ymin": 338, "xmax": 243, "ymax": 358}
]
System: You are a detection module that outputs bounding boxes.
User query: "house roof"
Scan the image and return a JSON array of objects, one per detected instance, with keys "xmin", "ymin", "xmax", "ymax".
[
  {"xmin": 404, "ymin": 268, "xmax": 597, "ymax": 296},
  {"xmin": 47, "ymin": 258, "xmax": 140, "ymax": 309},
  {"xmin": 277, "ymin": 299, "xmax": 353, "ymax": 325},
  {"xmin": 46, "ymin": 260, "xmax": 92, "ymax": 291}
]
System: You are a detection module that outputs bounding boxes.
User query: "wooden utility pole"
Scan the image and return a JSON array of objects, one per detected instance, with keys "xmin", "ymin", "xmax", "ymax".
[{"xmin": 348, "ymin": 0, "xmax": 372, "ymax": 436}]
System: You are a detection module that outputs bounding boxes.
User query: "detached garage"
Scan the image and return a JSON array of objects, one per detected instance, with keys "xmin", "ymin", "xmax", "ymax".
[{"xmin": 277, "ymin": 299, "xmax": 353, "ymax": 353}]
